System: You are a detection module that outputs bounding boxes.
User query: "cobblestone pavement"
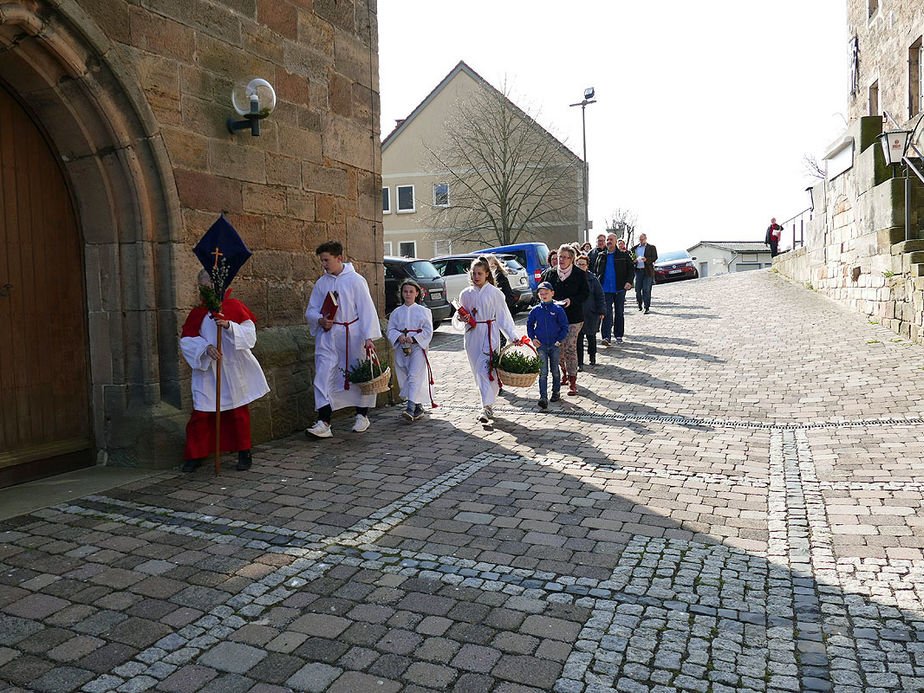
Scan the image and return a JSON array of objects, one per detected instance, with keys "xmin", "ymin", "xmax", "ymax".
[{"xmin": 3, "ymin": 270, "xmax": 924, "ymax": 692}]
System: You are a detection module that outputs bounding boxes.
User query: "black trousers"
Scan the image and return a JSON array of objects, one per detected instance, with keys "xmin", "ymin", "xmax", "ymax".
[{"xmin": 577, "ymin": 314, "xmax": 600, "ymax": 365}]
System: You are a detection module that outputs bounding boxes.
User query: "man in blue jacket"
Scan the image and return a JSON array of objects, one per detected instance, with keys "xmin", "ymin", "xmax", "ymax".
[
  {"xmin": 527, "ymin": 281, "xmax": 569, "ymax": 409},
  {"xmin": 593, "ymin": 233, "xmax": 634, "ymax": 345}
]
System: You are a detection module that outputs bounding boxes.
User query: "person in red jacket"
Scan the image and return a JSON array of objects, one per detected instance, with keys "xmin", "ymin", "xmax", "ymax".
[{"xmin": 765, "ymin": 217, "xmax": 783, "ymax": 257}]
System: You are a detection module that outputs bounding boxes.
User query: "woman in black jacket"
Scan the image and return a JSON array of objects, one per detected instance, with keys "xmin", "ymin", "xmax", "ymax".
[
  {"xmin": 540, "ymin": 245, "xmax": 588, "ymax": 395},
  {"xmin": 576, "ymin": 254, "xmax": 604, "ymax": 369}
]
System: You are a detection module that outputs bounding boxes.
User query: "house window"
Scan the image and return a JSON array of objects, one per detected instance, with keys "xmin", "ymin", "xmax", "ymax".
[
  {"xmin": 869, "ymin": 80, "xmax": 879, "ymax": 117},
  {"xmin": 399, "ymin": 241, "xmax": 416, "ymax": 258},
  {"xmin": 433, "ymin": 183, "xmax": 450, "ymax": 207},
  {"xmin": 383, "ymin": 241, "xmax": 393, "ymax": 256},
  {"xmin": 433, "ymin": 239, "xmax": 452, "ymax": 257},
  {"xmin": 912, "ymin": 39, "xmax": 923, "ymax": 118},
  {"xmin": 382, "ymin": 187, "xmax": 390, "ymax": 214},
  {"xmin": 397, "ymin": 185, "xmax": 415, "ymax": 213}
]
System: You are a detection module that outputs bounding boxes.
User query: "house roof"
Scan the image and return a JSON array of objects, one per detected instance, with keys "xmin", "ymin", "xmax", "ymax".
[
  {"xmin": 381, "ymin": 60, "xmax": 580, "ymax": 161},
  {"xmin": 687, "ymin": 240, "xmax": 770, "ymax": 253}
]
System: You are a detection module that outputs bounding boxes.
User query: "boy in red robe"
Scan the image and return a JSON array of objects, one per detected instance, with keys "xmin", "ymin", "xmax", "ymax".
[{"xmin": 180, "ymin": 270, "xmax": 270, "ymax": 471}]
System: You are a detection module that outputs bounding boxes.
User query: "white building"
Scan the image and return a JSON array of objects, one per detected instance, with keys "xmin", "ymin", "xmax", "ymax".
[{"xmin": 686, "ymin": 241, "xmax": 774, "ymax": 278}]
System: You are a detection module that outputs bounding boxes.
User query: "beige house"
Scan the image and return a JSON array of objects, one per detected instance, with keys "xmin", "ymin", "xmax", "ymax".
[{"xmin": 381, "ymin": 61, "xmax": 583, "ymax": 259}]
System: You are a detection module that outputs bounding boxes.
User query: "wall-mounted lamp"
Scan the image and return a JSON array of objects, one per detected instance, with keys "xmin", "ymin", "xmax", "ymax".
[
  {"xmin": 227, "ymin": 78, "xmax": 277, "ymax": 136},
  {"xmin": 805, "ymin": 185, "xmax": 814, "ymax": 212}
]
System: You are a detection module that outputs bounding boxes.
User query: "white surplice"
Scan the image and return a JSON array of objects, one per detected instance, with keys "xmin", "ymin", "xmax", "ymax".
[
  {"xmin": 180, "ymin": 306, "xmax": 270, "ymax": 412},
  {"xmin": 387, "ymin": 302, "xmax": 434, "ymax": 406},
  {"xmin": 306, "ymin": 263, "xmax": 382, "ymax": 411},
  {"xmin": 453, "ymin": 282, "xmax": 518, "ymax": 407}
]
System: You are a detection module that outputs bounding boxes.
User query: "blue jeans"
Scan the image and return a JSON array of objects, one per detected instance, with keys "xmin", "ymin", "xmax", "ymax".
[
  {"xmin": 601, "ymin": 291, "xmax": 626, "ymax": 340},
  {"xmin": 634, "ymin": 269, "xmax": 653, "ymax": 309},
  {"xmin": 537, "ymin": 343, "xmax": 560, "ymax": 400}
]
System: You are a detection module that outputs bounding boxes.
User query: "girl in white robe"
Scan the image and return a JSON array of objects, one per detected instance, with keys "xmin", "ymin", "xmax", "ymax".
[
  {"xmin": 387, "ymin": 279, "xmax": 435, "ymax": 421},
  {"xmin": 453, "ymin": 257, "xmax": 518, "ymax": 423}
]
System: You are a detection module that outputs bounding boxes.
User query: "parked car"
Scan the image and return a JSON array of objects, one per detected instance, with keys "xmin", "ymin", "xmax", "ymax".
[
  {"xmin": 383, "ymin": 256, "xmax": 453, "ymax": 327},
  {"xmin": 430, "ymin": 254, "xmax": 533, "ymax": 313},
  {"xmin": 654, "ymin": 250, "xmax": 699, "ymax": 284},
  {"xmin": 475, "ymin": 242, "xmax": 551, "ymax": 290}
]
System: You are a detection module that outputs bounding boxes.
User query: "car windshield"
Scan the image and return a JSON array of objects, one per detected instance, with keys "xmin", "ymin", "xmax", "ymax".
[
  {"xmin": 405, "ymin": 261, "xmax": 440, "ymax": 280},
  {"xmin": 659, "ymin": 251, "xmax": 690, "ymax": 263},
  {"xmin": 501, "ymin": 257, "xmax": 524, "ymax": 271}
]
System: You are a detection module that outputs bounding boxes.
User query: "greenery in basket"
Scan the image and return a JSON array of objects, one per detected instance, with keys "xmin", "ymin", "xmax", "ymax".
[
  {"xmin": 490, "ymin": 349, "xmax": 540, "ymax": 374},
  {"xmin": 345, "ymin": 356, "xmax": 386, "ymax": 384}
]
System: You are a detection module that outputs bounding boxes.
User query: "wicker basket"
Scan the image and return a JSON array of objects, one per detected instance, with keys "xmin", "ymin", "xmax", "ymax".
[
  {"xmin": 495, "ymin": 341, "xmax": 539, "ymax": 388},
  {"xmin": 354, "ymin": 347, "xmax": 392, "ymax": 395}
]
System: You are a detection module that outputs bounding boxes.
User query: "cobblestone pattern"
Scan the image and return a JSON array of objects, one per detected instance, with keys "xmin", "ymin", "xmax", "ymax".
[{"xmin": 2, "ymin": 271, "xmax": 924, "ymax": 691}]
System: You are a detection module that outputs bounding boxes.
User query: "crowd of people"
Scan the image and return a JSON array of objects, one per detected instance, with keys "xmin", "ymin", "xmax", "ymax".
[{"xmin": 178, "ymin": 235, "xmax": 659, "ymax": 470}]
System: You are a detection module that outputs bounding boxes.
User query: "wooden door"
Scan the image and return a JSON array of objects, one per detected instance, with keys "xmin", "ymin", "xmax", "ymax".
[{"xmin": 0, "ymin": 83, "xmax": 92, "ymax": 485}]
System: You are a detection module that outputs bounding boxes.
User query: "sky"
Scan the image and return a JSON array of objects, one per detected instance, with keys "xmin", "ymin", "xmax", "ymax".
[{"xmin": 377, "ymin": 1, "xmax": 849, "ymax": 253}]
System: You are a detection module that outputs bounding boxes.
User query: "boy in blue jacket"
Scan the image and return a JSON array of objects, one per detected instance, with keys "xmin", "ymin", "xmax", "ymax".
[{"xmin": 527, "ymin": 281, "xmax": 570, "ymax": 409}]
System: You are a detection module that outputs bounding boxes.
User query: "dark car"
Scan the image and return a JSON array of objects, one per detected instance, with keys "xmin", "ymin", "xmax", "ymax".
[
  {"xmin": 383, "ymin": 256, "xmax": 453, "ymax": 327},
  {"xmin": 654, "ymin": 250, "xmax": 699, "ymax": 284}
]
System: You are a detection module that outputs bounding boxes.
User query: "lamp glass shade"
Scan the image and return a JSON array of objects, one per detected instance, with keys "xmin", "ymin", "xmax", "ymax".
[
  {"xmin": 879, "ymin": 130, "xmax": 910, "ymax": 166},
  {"xmin": 232, "ymin": 78, "xmax": 277, "ymax": 118},
  {"xmin": 584, "ymin": 87, "xmax": 595, "ymax": 100}
]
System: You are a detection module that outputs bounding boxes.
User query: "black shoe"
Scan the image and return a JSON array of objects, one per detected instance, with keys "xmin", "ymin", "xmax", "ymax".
[
  {"xmin": 589, "ymin": 359, "xmax": 596, "ymax": 366},
  {"xmin": 644, "ymin": 308, "xmax": 650, "ymax": 314},
  {"xmin": 577, "ymin": 365, "xmax": 583, "ymax": 372},
  {"xmin": 538, "ymin": 398, "xmax": 548, "ymax": 410},
  {"xmin": 181, "ymin": 458, "xmax": 203, "ymax": 473},
  {"xmin": 550, "ymin": 392, "xmax": 560, "ymax": 402},
  {"xmin": 638, "ymin": 305, "xmax": 643, "ymax": 311},
  {"xmin": 236, "ymin": 450, "xmax": 252, "ymax": 471}
]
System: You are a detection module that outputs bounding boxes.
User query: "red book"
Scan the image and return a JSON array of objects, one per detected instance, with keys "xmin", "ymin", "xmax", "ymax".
[{"xmin": 321, "ymin": 291, "xmax": 339, "ymax": 322}]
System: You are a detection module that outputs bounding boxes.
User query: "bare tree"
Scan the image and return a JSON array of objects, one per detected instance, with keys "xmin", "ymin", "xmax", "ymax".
[
  {"xmin": 605, "ymin": 208, "xmax": 639, "ymax": 246},
  {"xmin": 424, "ymin": 82, "xmax": 581, "ymax": 247},
  {"xmin": 802, "ymin": 154, "xmax": 826, "ymax": 181}
]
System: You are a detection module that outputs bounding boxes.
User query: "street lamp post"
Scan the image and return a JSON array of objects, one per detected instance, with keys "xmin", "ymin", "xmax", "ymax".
[{"xmin": 570, "ymin": 87, "xmax": 596, "ymax": 243}]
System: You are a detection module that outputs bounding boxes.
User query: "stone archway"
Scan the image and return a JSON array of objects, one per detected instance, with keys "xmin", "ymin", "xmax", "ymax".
[{"xmin": 0, "ymin": 1, "xmax": 183, "ymax": 466}]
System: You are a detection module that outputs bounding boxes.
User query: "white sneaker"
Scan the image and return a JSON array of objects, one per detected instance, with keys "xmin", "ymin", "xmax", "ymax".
[
  {"xmin": 352, "ymin": 414, "xmax": 370, "ymax": 432},
  {"xmin": 485, "ymin": 406, "xmax": 494, "ymax": 419},
  {"xmin": 305, "ymin": 421, "xmax": 332, "ymax": 438},
  {"xmin": 478, "ymin": 408, "xmax": 490, "ymax": 423}
]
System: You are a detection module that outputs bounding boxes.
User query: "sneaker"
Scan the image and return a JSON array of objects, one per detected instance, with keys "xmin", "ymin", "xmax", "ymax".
[
  {"xmin": 181, "ymin": 458, "xmax": 203, "ymax": 473},
  {"xmin": 352, "ymin": 414, "xmax": 371, "ymax": 432},
  {"xmin": 402, "ymin": 403, "xmax": 415, "ymax": 422},
  {"xmin": 236, "ymin": 450, "xmax": 252, "ymax": 471},
  {"xmin": 538, "ymin": 398, "xmax": 548, "ymax": 410},
  {"xmin": 413, "ymin": 404, "xmax": 425, "ymax": 420},
  {"xmin": 484, "ymin": 406, "xmax": 494, "ymax": 419},
  {"xmin": 615, "ymin": 337, "xmax": 623, "ymax": 344},
  {"xmin": 550, "ymin": 392, "xmax": 560, "ymax": 402},
  {"xmin": 601, "ymin": 339, "xmax": 610, "ymax": 347},
  {"xmin": 305, "ymin": 421, "xmax": 332, "ymax": 438},
  {"xmin": 478, "ymin": 408, "xmax": 490, "ymax": 423}
]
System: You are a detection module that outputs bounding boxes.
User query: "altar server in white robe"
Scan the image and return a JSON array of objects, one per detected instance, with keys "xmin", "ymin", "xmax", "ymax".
[
  {"xmin": 387, "ymin": 279, "xmax": 435, "ymax": 421},
  {"xmin": 452, "ymin": 256, "xmax": 518, "ymax": 423},
  {"xmin": 305, "ymin": 241, "xmax": 382, "ymax": 438}
]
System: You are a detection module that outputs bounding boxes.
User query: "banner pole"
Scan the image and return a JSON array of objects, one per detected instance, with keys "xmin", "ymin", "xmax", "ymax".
[{"xmin": 214, "ymin": 323, "xmax": 223, "ymax": 476}]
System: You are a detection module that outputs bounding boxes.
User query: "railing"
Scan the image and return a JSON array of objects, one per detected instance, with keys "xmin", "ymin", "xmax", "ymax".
[{"xmin": 780, "ymin": 207, "xmax": 812, "ymax": 251}]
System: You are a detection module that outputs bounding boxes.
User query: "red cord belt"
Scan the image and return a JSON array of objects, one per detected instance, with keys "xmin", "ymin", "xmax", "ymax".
[{"xmin": 334, "ymin": 318, "xmax": 359, "ymax": 389}]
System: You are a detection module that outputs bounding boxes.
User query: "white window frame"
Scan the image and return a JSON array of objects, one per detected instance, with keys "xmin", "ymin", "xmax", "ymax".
[
  {"xmin": 396, "ymin": 185, "xmax": 416, "ymax": 213},
  {"xmin": 383, "ymin": 241, "xmax": 393, "ymax": 256},
  {"xmin": 382, "ymin": 187, "xmax": 391, "ymax": 214},
  {"xmin": 398, "ymin": 241, "xmax": 417, "ymax": 258},
  {"xmin": 433, "ymin": 239, "xmax": 452, "ymax": 257},
  {"xmin": 433, "ymin": 182, "xmax": 450, "ymax": 208}
]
